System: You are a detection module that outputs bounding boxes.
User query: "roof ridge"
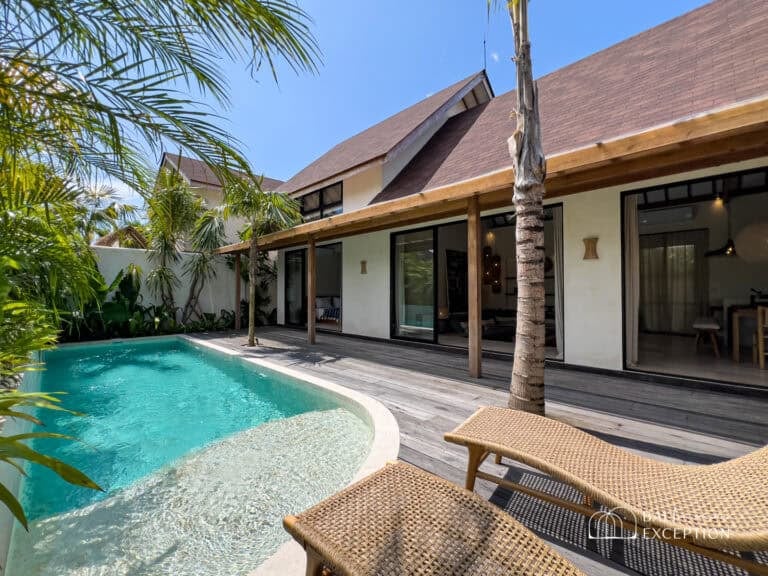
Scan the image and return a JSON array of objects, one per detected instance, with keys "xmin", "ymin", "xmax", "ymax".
[{"xmin": 276, "ymin": 70, "xmax": 487, "ymax": 195}]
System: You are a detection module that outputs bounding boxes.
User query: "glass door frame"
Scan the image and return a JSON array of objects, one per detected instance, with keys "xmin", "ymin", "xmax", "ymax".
[
  {"xmin": 284, "ymin": 247, "xmax": 307, "ymax": 327},
  {"xmin": 390, "ymin": 225, "xmax": 439, "ymax": 344}
]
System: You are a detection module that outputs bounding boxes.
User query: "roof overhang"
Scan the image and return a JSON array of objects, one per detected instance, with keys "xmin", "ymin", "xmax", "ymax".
[{"xmin": 217, "ymin": 96, "xmax": 768, "ymax": 254}]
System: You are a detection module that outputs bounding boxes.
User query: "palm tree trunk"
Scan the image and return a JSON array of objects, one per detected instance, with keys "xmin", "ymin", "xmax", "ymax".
[
  {"xmin": 247, "ymin": 222, "xmax": 258, "ymax": 346},
  {"xmin": 508, "ymin": 0, "xmax": 547, "ymax": 415}
]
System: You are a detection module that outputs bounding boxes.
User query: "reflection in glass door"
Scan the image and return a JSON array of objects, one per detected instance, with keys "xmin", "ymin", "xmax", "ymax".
[
  {"xmin": 285, "ymin": 249, "xmax": 306, "ymax": 326},
  {"xmin": 393, "ymin": 228, "xmax": 435, "ymax": 341}
]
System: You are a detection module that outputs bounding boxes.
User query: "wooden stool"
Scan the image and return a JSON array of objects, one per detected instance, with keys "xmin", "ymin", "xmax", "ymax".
[{"xmin": 693, "ymin": 318, "xmax": 720, "ymax": 358}]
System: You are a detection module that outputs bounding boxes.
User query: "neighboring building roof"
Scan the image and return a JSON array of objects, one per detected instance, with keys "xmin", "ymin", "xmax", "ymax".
[
  {"xmin": 93, "ymin": 226, "xmax": 148, "ymax": 249},
  {"xmin": 161, "ymin": 153, "xmax": 284, "ymax": 191},
  {"xmin": 276, "ymin": 71, "xmax": 490, "ymax": 196},
  {"xmin": 374, "ymin": 0, "xmax": 768, "ymax": 203}
]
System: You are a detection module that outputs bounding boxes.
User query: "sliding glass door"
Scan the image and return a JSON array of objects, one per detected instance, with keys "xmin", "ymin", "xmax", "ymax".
[
  {"xmin": 285, "ymin": 249, "xmax": 306, "ymax": 326},
  {"xmin": 392, "ymin": 228, "xmax": 435, "ymax": 341}
]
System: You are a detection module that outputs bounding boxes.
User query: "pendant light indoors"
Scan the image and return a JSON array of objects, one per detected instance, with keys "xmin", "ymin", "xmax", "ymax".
[{"xmin": 705, "ymin": 195, "xmax": 737, "ymax": 258}]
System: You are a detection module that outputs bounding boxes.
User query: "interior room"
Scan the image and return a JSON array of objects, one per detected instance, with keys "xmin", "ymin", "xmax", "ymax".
[
  {"xmin": 315, "ymin": 243, "xmax": 342, "ymax": 332},
  {"xmin": 284, "ymin": 243, "xmax": 343, "ymax": 331},
  {"xmin": 436, "ymin": 207, "xmax": 564, "ymax": 359},
  {"xmin": 624, "ymin": 168, "xmax": 768, "ymax": 386}
]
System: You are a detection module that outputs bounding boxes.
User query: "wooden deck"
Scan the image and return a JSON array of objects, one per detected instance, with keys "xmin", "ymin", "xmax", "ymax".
[{"xmin": 202, "ymin": 327, "xmax": 766, "ymax": 576}]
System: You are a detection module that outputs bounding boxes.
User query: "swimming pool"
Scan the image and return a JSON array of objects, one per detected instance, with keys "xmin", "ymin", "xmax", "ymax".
[{"xmin": 5, "ymin": 337, "xmax": 375, "ymax": 575}]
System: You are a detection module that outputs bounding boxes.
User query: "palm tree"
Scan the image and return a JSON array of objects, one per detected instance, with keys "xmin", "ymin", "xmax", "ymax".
[
  {"xmin": 506, "ymin": 0, "xmax": 548, "ymax": 415},
  {"xmin": 145, "ymin": 170, "xmax": 203, "ymax": 314},
  {"xmin": 181, "ymin": 208, "xmax": 227, "ymax": 324},
  {"xmin": 224, "ymin": 177, "xmax": 301, "ymax": 346},
  {"xmin": 0, "ymin": 0, "xmax": 319, "ymax": 527},
  {"xmin": 77, "ymin": 185, "xmax": 139, "ymax": 244},
  {"xmin": 0, "ymin": 0, "xmax": 319, "ymax": 189}
]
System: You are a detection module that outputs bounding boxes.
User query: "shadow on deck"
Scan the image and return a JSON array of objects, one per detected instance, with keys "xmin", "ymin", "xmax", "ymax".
[{"xmin": 195, "ymin": 327, "xmax": 767, "ymax": 576}]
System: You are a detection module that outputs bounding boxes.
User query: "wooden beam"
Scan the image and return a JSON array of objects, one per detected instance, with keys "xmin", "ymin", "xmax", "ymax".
[
  {"xmin": 307, "ymin": 236, "xmax": 316, "ymax": 345},
  {"xmin": 234, "ymin": 255, "xmax": 241, "ymax": 330},
  {"xmin": 467, "ymin": 196, "xmax": 482, "ymax": 378}
]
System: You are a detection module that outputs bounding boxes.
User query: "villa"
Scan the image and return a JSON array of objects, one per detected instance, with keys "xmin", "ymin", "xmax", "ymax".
[
  {"xmin": 219, "ymin": 0, "xmax": 768, "ymax": 388},
  {"xmin": 5, "ymin": 1, "xmax": 768, "ymax": 575}
]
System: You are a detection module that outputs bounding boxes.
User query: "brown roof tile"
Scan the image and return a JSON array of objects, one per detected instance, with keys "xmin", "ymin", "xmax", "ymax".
[
  {"xmin": 276, "ymin": 72, "xmax": 487, "ymax": 195},
  {"xmin": 374, "ymin": 0, "xmax": 768, "ymax": 204},
  {"xmin": 163, "ymin": 153, "xmax": 284, "ymax": 191}
]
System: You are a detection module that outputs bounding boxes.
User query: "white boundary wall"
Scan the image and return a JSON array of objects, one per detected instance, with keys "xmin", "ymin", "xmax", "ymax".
[{"xmin": 92, "ymin": 246, "xmax": 240, "ymax": 317}]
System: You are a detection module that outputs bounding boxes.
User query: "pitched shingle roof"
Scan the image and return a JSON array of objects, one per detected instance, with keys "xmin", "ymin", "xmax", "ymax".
[
  {"xmin": 276, "ymin": 72, "xmax": 488, "ymax": 195},
  {"xmin": 374, "ymin": 0, "xmax": 768, "ymax": 204},
  {"xmin": 163, "ymin": 153, "xmax": 284, "ymax": 191}
]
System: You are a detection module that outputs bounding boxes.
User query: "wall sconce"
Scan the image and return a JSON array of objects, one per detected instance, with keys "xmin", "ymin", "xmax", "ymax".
[
  {"xmin": 583, "ymin": 237, "xmax": 599, "ymax": 260},
  {"xmin": 360, "ymin": 260, "xmax": 367, "ymax": 274}
]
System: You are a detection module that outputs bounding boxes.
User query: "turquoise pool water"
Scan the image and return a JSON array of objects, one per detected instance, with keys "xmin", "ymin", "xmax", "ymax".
[{"xmin": 7, "ymin": 337, "xmax": 371, "ymax": 575}]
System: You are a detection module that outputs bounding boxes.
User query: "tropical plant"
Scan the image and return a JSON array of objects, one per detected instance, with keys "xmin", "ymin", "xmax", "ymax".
[
  {"xmin": 235, "ymin": 251, "xmax": 278, "ymax": 327},
  {"xmin": 0, "ymin": 0, "xmax": 319, "ymax": 189},
  {"xmin": 0, "ymin": 0, "xmax": 320, "ymax": 527},
  {"xmin": 182, "ymin": 208, "xmax": 227, "ymax": 323},
  {"xmin": 75, "ymin": 185, "xmax": 138, "ymax": 245},
  {"xmin": 505, "ymin": 0, "xmax": 548, "ymax": 415},
  {"xmin": 0, "ymin": 391, "xmax": 102, "ymax": 530},
  {"xmin": 224, "ymin": 177, "xmax": 301, "ymax": 346},
  {"xmin": 145, "ymin": 169, "xmax": 203, "ymax": 314},
  {"xmin": 0, "ymin": 257, "xmax": 56, "ymax": 377}
]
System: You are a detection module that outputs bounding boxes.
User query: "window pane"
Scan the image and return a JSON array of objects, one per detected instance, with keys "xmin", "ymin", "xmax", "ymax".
[
  {"xmin": 667, "ymin": 184, "xmax": 688, "ymax": 201},
  {"xmin": 645, "ymin": 188, "xmax": 665, "ymax": 204},
  {"xmin": 303, "ymin": 210, "xmax": 321, "ymax": 222},
  {"xmin": 742, "ymin": 171, "xmax": 766, "ymax": 190},
  {"xmin": 302, "ymin": 192, "xmax": 320, "ymax": 212},
  {"xmin": 323, "ymin": 204, "xmax": 342, "ymax": 217},
  {"xmin": 323, "ymin": 183, "xmax": 342, "ymax": 205},
  {"xmin": 285, "ymin": 250, "xmax": 306, "ymax": 325},
  {"xmin": 690, "ymin": 181, "xmax": 713, "ymax": 197},
  {"xmin": 394, "ymin": 229, "xmax": 434, "ymax": 341}
]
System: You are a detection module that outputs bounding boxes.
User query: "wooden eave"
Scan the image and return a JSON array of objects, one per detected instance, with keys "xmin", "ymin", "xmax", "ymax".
[{"xmin": 216, "ymin": 96, "xmax": 768, "ymax": 255}]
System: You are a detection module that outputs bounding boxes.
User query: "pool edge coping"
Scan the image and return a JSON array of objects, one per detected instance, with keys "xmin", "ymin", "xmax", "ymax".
[{"xmin": 181, "ymin": 336, "xmax": 401, "ymax": 576}]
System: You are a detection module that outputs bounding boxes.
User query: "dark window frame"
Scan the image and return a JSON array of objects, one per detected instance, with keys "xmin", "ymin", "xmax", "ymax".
[
  {"xmin": 619, "ymin": 164, "xmax": 768, "ymax": 384},
  {"xmin": 300, "ymin": 182, "xmax": 343, "ymax": 222}
]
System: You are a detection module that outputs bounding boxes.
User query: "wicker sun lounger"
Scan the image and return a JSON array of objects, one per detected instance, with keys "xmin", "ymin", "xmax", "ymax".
[
  {"xmin": 445, "ymin": 406, "xmax": 768, "ymax": 575},
  {"xmin": 284, "ymin": 461, "xmax": 586, "ymax": 576}
]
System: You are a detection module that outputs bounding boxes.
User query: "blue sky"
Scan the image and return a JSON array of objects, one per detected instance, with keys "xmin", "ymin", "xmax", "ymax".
[{"xmin": 173, "ymin": 0, "xmax": 712, "ymax": 184}]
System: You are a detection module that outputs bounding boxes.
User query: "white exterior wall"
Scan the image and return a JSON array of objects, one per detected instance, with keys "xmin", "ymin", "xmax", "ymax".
[
  {"xmin": 341, "ymin": 231, "xmax": 390, "ymax": 339},
  {"xmin": 276, "ymin": 155, "xmax": 768, "ymax": 373},
  {"xmin": 92, "ymin": 246, "xmax": 240, "ymax": 316},
  {"xmin": 560, "ymin": 190, "xmax": 624, "ymax": 369},
  {"xmin": 342, "ymin": 166, "xmax": 383, "ymax": 212}
]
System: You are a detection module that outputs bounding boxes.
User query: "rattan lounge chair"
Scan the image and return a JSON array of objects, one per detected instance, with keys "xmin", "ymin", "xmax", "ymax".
[
  {"xmin": 284, "ymin": 461, "xmax": 586, "ymax": 576},
  {"xmin": 445, "ymin": 406, "xmax": 768, "ymax": 575}
]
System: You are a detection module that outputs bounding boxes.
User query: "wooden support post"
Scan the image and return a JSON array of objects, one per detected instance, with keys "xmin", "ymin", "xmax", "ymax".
[
  {"xmin": 307, "ymin": 236, "xmax": 316, "ymax": 345},
  {"xmin": 467, "ymin": 196, "xmax": 482, "ymax": 378},
  {"xmin": 234, "ymin": 254, "xmax": 242, "ymax": 330}
]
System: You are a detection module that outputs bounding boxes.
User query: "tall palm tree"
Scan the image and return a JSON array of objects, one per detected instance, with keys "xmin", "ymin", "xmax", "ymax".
[
  {"xmin": 145, "ymin": 170, "xmax": 203, "ymax": 313},
  {"xmin": 225, "ymin": 177, "xmax": 301, "ymax": 346},
  {"xmin": 506, "ymin": 0, "xmax": 548, "ymax": 415}
]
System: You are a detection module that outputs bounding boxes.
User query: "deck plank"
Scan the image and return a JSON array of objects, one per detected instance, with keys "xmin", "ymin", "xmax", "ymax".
[{"xmin": 198, "ymin": 328, "xmax": 766, "ymax": 576}]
